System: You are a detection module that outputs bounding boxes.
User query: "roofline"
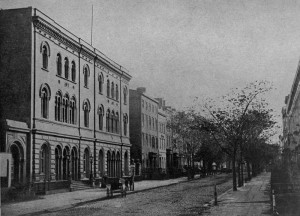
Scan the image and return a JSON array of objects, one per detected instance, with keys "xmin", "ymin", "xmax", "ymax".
[{"xmin": 31, "ymin": 8, "xmax": 131, "ymax": 80}]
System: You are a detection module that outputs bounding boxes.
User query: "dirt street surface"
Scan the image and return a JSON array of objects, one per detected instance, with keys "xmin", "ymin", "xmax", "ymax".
[{"xmin": 41, "ymin": 174, "xmax": 232, "ymax": 216}]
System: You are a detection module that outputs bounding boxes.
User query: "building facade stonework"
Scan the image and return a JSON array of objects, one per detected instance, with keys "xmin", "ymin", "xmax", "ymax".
[{"xmin": 0, "ymin": 7, "xmax": 131, "ymax": 190}]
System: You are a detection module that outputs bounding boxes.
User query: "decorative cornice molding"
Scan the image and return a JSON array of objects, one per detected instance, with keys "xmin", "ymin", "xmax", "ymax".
[{"xmin": 32, "ymin": 16, "xmax": 132, "ymax": 81}]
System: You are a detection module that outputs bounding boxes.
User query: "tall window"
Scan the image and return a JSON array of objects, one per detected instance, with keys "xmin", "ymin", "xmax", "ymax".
[
  {"xmin": 83, "ymin": 100, "xmax": 90, "ymax": 127},
  {"xmin": 83, "ymin": 65, "xmax": 89, "ymax": 88},
  {"xmin": 115, "ymin": 112, "xmax": 119, "ymax": 133},
  {"xmin": 111, "ymin": 82, "xmax": 114, "ymax": 99},
  {"xmin": 42, "ymin": 46, "xmax": 48, "ymax": 69},
  {"xmin": 57, "ymin": 54, "xmax": 62, "ymax": 76},
  {"xmin": 98, "ymin": 105, "xmax": 104, "ymax": 130},
  {"xmin": 107, "ymin": 80, "xmax": 110, "ymax": 97},
  {"xmin": 41, "ymin": 86, "xmax": 50, "ymax": 119},
  {"xmin": 70, "ymin": 96, "xmax": 76, "ymax": 124},
  {"xmin": 99, "ymin": 74, "xmax": 103, "ymax": 94},
  {"xmin": 111, "ymin": 111, "xmax": 115, "ymax": 133},
  {"xmin": 63, "ymin": 94, "xmax": 69, "ymax": 123},
  {"xmin": 71, "ymin": 61, "xmax": 76, "ymax": 82},
  {"xmin": 106, "ymin": 109, "xmax": 110, "ymax": 132},
  {"xmin": 123, "ymin": 86, "xmax": 128, "ymax": 104},
  {"xmin": 64, "ymin": 58, "xmax": 69, "ymax": 79},
  {"xmin": 116, "ymin": 84, "xmax": 119, "ymax": 101},
  {"xmin": 123, "ymin": 114, "xmax": 128, "ymax": 136},
  {"xmin": 55, "ymin": 91, "xmax": 62, "ymax": 121}
]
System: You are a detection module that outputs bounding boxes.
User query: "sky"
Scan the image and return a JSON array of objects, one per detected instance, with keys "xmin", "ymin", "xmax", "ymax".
[{"xmin": 1, "ymin": 0, "xmax": 300, "ymax": 138}]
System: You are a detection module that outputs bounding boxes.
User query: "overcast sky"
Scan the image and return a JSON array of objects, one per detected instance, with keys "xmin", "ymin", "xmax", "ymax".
[{"xmin": 1, "ymin": 0, "xmax": 300, "ymax": 135}]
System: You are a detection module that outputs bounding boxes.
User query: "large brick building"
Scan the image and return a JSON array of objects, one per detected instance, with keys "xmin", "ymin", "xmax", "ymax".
[{"xmin": 0, "ymin": 7, "xmax": 131, "ymax": 191}]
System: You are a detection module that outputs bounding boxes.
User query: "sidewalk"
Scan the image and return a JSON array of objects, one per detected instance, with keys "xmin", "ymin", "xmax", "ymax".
[
  {"xmin": 1, "ymin": 176, "xmax": 194, "ymax": 216},
  {"xmin": 203, "ymin": 172, "xmax": 271, "ymax": 216}
]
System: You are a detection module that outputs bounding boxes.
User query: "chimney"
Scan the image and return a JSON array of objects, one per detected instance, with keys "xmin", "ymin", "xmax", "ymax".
[{"xmin": 155, "ymin": 98, "xmax": 163, "ymax": 108}]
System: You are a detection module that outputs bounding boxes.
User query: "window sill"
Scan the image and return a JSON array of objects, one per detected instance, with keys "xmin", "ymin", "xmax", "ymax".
[
  {"xmin": 107, "ymin": 97, "xmax": 119, "ymax": 103},
  {"xmin": 56, "ymin": 75, "xmax": 77, "ymax": 84},
  {"xmin": 41, "ymin": 67, "xmax": 49, "ymax": 72}
]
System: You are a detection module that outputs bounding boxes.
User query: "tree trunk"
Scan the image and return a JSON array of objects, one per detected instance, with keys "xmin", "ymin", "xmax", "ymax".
[{"xmin": 232, "ymin": 154, "xmax": 237, "ymax": 191}]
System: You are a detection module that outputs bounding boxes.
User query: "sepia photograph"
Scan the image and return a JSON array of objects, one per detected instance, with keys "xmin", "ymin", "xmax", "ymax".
[{"xmin": 0, "ymin": 0, "xmax": 298, "ymax": 215}]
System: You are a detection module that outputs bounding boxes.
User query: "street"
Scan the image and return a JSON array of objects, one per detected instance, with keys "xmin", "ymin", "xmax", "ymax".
[{"xmin": 40, "ymin": 174, "xmax": 232, "ymax": 216}]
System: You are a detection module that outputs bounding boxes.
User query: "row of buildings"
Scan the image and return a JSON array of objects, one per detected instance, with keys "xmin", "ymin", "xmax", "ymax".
[
  {"xmin": 282, "ymin": 60, "xmax": 300, "ymax": 163},
  {"xmin": 0, "ymin": 7, "xmax": 183, "ymax": 192}
]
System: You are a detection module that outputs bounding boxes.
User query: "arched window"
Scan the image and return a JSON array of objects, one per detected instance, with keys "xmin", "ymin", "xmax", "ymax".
[
  {"xmin": 98, "ymin": 105, "xmax": 104, "ymax": 130},
  {"xmin": 111, "ymin": 111, "xmax": 115, "ymax": 133},
  {"xmin": 55, "ymin": 91, "xmax": 62, "ymax": 121},
  {"xmin": 123, "ymin": 86, "xmax": 128, "ymax": 105},
  {"xmin": 152, "ymin": 137, "xmax": 155, "ymax": 148},
  {"xmin": 123, "ymin": 114, "xmax": 128, "ymax": 136},
  {"xmin": 40, "ymin": 86, "xmax": 50, "ymax": 119},
  {"xmin": 83, "ymin": 100, "xmax": 90, "ymax": 127},
  {"xmin": 64, "ymin": 57, "xmax": 69, "ymax": 79},
  {"xmin": 107, "ymin": 80, "xmax": 110, "ymax": 97},
  {"xmin": 57, "ymin": 54, "xmax": 62, "ymax": 76},
  {"xmin": 63, "ymin": 94, "xmax": 69, "ymax": 123},
  {"xmin": 115, "ymin": 112, "xmax": 119, "ymax": 133},
  {"xmin": 83, "ymin": 65, "xmax": 89, "ymax": 88},
  {"xmin": 111, "ymin": 82, "xmax": 114, "ymax": 99},
  {"xmin": 70, "ymin": 96, "xmax": 77, "ymax": 124},
  {"xmin": 42, "ymin": 46, "xmax": 48, "ymax": 69},
  {"xmin": 106, "ymin": 109, "xmax": 110, "ymax": 132},
  {"xmin": 116, "ymin": 84, "xmax": 119, "ymax": 101},
  {"xmin": 71, "ymin": 61, "xmax": 76, "ymax": 82},
  {"xmin": 98, "ymin": 74, "xmax": 103, "ymax": 94}
]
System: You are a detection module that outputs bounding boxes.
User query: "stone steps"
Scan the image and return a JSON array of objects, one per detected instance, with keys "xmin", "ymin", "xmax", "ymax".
[{"xmin": 70, "ymin": 181, "xmax": 93, "ymax": 191}]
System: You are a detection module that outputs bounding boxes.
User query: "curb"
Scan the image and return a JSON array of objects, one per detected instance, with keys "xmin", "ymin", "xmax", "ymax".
[
  {"xmin": 19, "ymin": 177, "xmax": 194, "ymax": 216},
  {"xmin": 19, "ymin": 174, "xmax": 225, "ymax": 216}
]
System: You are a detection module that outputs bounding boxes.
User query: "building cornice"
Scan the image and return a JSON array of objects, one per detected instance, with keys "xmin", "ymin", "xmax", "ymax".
[{"xmin": 32, "ymin": 9, "xmax": 132, "ymax": 81}]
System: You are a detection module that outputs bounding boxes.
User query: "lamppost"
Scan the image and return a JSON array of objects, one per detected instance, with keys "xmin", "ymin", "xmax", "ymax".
[
  {"xmin": 212, "ymin": 162, "xmax": 217, "ymax": 175},
  {"xmin": 90, "ymin": 154, "xmax": 94, "ymax": 187}
]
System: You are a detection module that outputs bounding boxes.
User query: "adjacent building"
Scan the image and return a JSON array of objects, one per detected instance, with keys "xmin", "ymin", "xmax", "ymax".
[
  {"xmin": 0, "ymin": 7, "xmax": 131, "ymax": 191},
  {"xmin": 129, "ymin": 87, "xmax": 159, "ymax": 178},
  {"xmin": 282, "ymin": 60, "xmax": 300, "ymax": 152}
]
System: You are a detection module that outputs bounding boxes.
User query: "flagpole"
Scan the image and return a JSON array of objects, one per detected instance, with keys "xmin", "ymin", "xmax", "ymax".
[{"xmin": 91, "ymin": 5, "xmax": 93, "ymax": 45}]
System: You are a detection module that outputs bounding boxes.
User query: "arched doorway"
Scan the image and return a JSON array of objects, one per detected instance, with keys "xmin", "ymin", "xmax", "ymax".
[
  {"xmin": 116, "ymin": 152, "xmax": 121, "ymax": 177},
  {"xmin": 83, "ymin": 148, "xmax": 90, "ymax": 178},
  {"xmin": 62, "ymin": 147, "xmax": 70, "ymax": 180},
  {"xmin": 71, "ymin": 147, "xmax": 78, "ymax": 180},
  {"xmin": 40, "ymin": 143, "xmax": 50, "ymax": 181},
  {"xmin": 10, "ymin": 143, "xmax": 24, "ymax": 186},
  {"xmin": 55, "ymin": 146, "xmax": 62, "ymax": 180},
  {"xmin": 98, "ymin": 150, "xmax": 104, "ymax": 177},
  {"xmin": 112, "ymin": 152, "xmax": 116, "ymax": 177},
  {"xmin": 107, "ymin": 151, "xmax": 111, "ymax": 177}
]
